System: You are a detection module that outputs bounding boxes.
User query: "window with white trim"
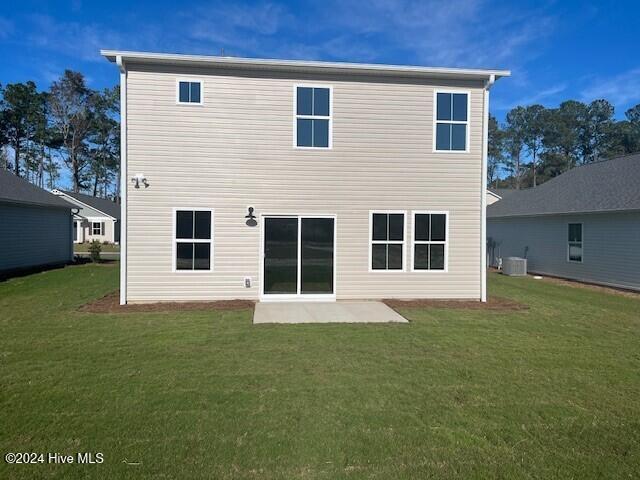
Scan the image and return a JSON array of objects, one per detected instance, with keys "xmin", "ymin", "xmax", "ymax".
[
  {"xmin": 296, "ymin": 86, "xmax": 331, "ymax": 148},
  {"xmin": 177, "ymin": 81, "xmax": 202, "ymax": 104},
  {"xmin": 174, "ymin": 210, "xmax": 212, "ymax": 271},
  {"xmin": 435, "ymin": 92, "xmax": 468, "ymax": 151},
  {"xmin": 412, "ymin": 212, "xmax": 447, "ymax": 270},
  {"xmin": 568, "ymin": 223, "xmax": 582, "ymax": 263},
  {"xmin": 371, "ymin": 212, "xmax": 405, "ymax": 270},
  {"xmin": 92, "ymin": 222, "xmax": 103, "ymax": 236}
]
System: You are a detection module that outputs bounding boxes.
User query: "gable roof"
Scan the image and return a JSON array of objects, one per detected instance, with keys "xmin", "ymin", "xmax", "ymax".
[
  {"xmin": 0, "ymin": 170, "xmax": 72, "ymax": 209},
  {"xmin": 102, "ymin": 50, "xmax": 510, "ymax": 82},
  {"xmin": 488, "ymin": 153, "xmax": 640, "ymax": 218},
  {"xmin": 55, "ymin": 190, "xmax": 121, "ymax": 219}
]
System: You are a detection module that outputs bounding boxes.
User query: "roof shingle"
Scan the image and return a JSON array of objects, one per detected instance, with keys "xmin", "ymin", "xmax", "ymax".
[{"xmin": 488, "ymin": 153, "xmax": 640, "ymax": 218}]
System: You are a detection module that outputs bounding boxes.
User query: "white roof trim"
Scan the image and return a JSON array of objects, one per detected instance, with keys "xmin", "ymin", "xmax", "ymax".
[
  {"xmin": 51, "ymin": 189, "xmax": 117, "ymax": 220},
  {"xmin": 101, "ymin": 50, "xmax": 510, "ymax": 81},
  {"xmin": 487, "ymin": 190, "xmax": 502, "ymax": 200}
]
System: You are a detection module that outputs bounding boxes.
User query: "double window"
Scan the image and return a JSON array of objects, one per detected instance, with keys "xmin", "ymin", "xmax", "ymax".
[
  {"xmin": 174, "ymin": 209, "xmax": 213, "ymax": 271},
  {"xmin": 435, "ymin": 91, "xmax": 468, "ymax": 151},
  {"xmin": 412, "ymin": 212, "xmax": 447, "ymax": 271},
  {"xmin": 177, "ymin": 80, "xmax": 202, "ymax": 104},
  {"xmin": 370, "ymin": 212, "xmax": 405, "ymax": 271},
  {"xmin": 568, "ymin": 223, "xmax": 583, "ymax": 263},
  {"xmin": 295, "ymin": 86, "xmax": 331, "ymax": 148},
  {"xmin": 92, "ymin": 222, "xmax": 103, "ymax": 236}
]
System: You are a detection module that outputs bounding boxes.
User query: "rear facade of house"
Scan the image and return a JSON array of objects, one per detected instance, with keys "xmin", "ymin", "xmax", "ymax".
[
  {"xmin": 488, "ymin": 154, "xmax": 640, "ymax": 291},
  {"xmin": 104, "ymin": 51, "xmax": 508, "ymax": 304}
]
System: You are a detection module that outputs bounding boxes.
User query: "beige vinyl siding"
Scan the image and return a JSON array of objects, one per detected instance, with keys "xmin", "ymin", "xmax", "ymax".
[{"xmin": 124, "ymin": 63, "xmax": 485, "ymax": 301}]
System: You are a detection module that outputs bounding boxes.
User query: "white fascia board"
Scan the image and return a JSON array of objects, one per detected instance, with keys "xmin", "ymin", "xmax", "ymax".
[{"xmin": 101, "ymin": 50, "xmax": 510, "ymax": 81}]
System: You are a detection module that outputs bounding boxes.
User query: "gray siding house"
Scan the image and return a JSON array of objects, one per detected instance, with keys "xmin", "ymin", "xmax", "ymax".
[
  {"xmin": 52, "ymin": 190, "xmax": 120, "ymax": 244},
  {"xmin": 103, "ymin": 50, "xmax": 509, "ymax": 304},
  {"xmin": 488, "ymin": 154, "xmax": 640, "ymax": 291},
  {"xmin": 0, "ymin": 170, "xmax": 73, "ymax": 275}
]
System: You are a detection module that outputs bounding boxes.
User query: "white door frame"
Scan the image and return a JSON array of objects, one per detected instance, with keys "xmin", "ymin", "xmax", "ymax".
[{"xmin": 259, "ymin": 213, "xmax": 337, "ymax": 302}]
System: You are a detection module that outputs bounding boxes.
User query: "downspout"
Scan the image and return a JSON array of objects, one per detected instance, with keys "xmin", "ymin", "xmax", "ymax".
[
  {"xmin": 481, "ymin": 74, "xmax": 495, "ymax": 302},
  {"xmin": 117, "ymin": 55, "xmax": 128, "ymax": 305}
]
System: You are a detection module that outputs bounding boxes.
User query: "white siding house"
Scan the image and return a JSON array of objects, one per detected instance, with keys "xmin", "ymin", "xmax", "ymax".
[{"xmin": 103, "ymin": 50, "xmax": 509, "ymax": 304}]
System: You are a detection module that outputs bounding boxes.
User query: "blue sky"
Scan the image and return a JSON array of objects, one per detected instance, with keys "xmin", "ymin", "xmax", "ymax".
[{"xmin": 1, "ymin": 0, "xmax": 639, "ymax": 121}]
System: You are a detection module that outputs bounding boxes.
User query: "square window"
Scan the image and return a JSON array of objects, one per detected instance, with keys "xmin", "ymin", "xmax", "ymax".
[{"xmin": 178, "ymin": 81, "xmax": 202, "ymax": 104}]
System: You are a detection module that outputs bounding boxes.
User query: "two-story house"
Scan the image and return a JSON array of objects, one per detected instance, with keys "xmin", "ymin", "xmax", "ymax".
[{"xmin": 102, "ymin": 50, "xmax": 509, "ymax": 305}]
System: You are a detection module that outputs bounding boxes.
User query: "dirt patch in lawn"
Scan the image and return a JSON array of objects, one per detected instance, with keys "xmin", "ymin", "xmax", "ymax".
[
  {"xmin": 383, "ymin": 296, "xmax": 528, "ymax": 311},
  {"xmin": 79, "ymin": 291, "xmax": 255, "ymax": 314}
]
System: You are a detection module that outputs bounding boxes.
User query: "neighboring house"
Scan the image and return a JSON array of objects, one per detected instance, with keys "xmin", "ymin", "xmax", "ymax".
[
  {"xmin": 488, "ymin": 153, "xmax": 640, "ymax": 291},
  {"xmin": 486, "ymin": 190, "xmax": 502, "ymax": 205},
  {"xmin": 52, "ymin": 190, "xmax": 120, "ymax": 244},
  {"xmin": 103, "ymin": 50, "xmax": 509, "ymax": 304},
  {"xmin": 0, "ymin": 169, "xmax": 73, "ymax": 275}
]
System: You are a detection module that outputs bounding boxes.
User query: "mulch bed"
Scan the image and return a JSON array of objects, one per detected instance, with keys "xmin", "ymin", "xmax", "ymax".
[
  {"xmin": 383, "ymin": 296, "xmax": 528, "ymax": 311},
  {"xmin": 79, "ymin": 291, "xmax": 255, "ymax": 314}
]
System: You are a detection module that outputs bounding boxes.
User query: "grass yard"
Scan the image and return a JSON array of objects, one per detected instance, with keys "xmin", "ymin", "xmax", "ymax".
[
  {"xmin": 73, "ymin": 242, "xmax": 120, "ymax": 253},
  {"xmin": 1, "ymin": 264, "xmax": 639, "ymax": 479}
]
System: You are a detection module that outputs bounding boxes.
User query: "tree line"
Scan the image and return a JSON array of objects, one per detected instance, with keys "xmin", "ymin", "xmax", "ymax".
[
  {"xmin": 0, "ymin": 71, "xmax": 119, "ymax": 199},
  {"xmin": 488, "ymin": 100, "xmax": 640, "ymax": 189}
]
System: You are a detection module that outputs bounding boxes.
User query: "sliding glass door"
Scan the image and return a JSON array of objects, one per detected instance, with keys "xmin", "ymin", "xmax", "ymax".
[{"xmin": 263, "ymin": 216, "xmax": 335, "ymax": 298}]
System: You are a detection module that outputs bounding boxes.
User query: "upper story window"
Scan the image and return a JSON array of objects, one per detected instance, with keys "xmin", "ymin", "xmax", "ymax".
[
  {"xmin": 434, "ymin": 91, "xmax": 468, "ymax": 152},
  {"xmin": 568, "ymin": 223, "xmax": 583, "ymax": 263},
  {"xmin": 370, "ymin": 212, "xmax": 405, "ymax": 271},
  {"xmin": 174, "ymin": 209, "xmax": 213, "ymax": 271},
  {"xmin": 295, "ymin": 86, "xmax": 331, "ymax": 148},
  {"xmin": 177, "ymin": 80, "xmax": 202, "ymax": 104}
]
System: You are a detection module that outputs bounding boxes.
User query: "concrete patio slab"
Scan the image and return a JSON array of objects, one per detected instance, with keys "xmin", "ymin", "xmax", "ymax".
[{"xmin": 253, "ymin": 301, "xmax": 408, "ymax": 324}]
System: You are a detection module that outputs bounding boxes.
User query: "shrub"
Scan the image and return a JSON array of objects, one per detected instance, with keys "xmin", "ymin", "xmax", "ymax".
[{"xmin": 88, "ymin": 240, "xmax": 102, "ymax": 263}]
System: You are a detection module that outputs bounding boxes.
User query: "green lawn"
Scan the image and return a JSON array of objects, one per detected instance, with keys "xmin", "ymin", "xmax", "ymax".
[{"xmin": 1, "ymin": 265, "xmax": 639, "ymax": 479}]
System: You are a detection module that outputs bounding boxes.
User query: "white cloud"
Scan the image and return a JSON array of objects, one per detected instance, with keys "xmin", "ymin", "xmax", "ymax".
[{"xmin": 581, "ymin": 68, "xmax": 640, "ymax": 107}]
